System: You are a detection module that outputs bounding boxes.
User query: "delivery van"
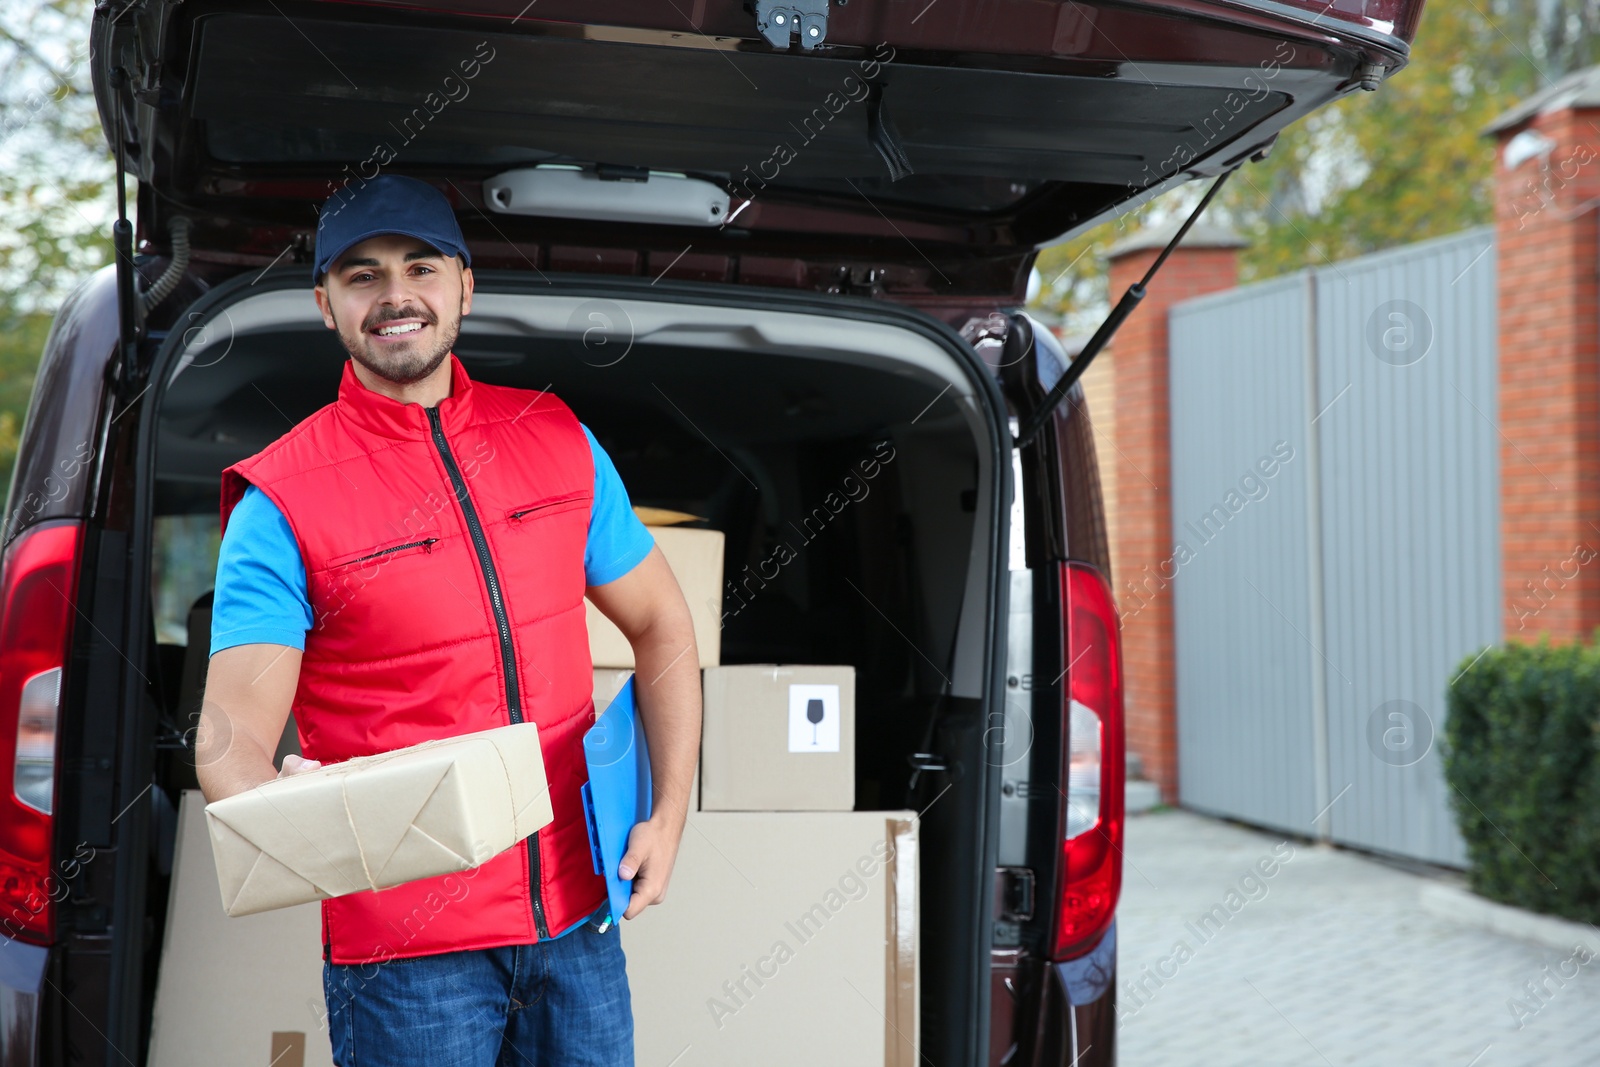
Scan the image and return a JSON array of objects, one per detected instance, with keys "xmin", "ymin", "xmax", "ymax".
[{"xmin": 0, "ymin": 1, "xmax": 1421, "ymax": 1064}]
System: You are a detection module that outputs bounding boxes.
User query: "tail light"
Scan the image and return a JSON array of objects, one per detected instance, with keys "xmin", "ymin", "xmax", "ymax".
[
  {"xmin": 0, "ymin": 520, "xmax": 82, "ymax": 946},
  {"xmin": 1052, "ymin": 561, "xmax": 1125, "ymax": 960}
]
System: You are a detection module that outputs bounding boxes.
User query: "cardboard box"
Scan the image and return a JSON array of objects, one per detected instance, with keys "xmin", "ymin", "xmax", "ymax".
[
  {"xmin": 700, "ymin": 665, "xmax": 855, "ymax": 811},
  {"xmin": 587, "ymin": 525, "xmax": 724, "ymax": 669},
  {"xmin": 593, "ymin": 667, "xmax": 633, "ymax": 711},
  {"xmin": 150, "ymin": 790, "xmax": 333, "ymax": 1067},
  {"xmin": 153, "ymin": 796, "xmax": 918, "ymax": 1067},
  {"xmin": 620, "ymin": 810, "xmax": 919, "ymax": 1067},
  {"xmin": 204, "ymin": 723, "xmax": 552, "ymax": 917},
  {"xmin": 593, "ymin": 668, "xmax": 699, "ymax": 813}
]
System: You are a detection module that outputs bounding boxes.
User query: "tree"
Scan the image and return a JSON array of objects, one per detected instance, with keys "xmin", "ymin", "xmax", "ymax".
[
  {"xmin": 1230, "ymin": 0, "xmax": 1539, "ymax": 279},
  {"xmin": 1031, "ymin": 0, "xmax": 1552, "ymax": 323},
  {"xmin": 0, "ymin": 0, "xmax": 114, "ymax": 508}
]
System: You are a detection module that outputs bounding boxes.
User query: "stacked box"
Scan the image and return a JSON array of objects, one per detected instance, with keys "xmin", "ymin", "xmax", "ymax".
[
  {"xmin": 620, "ymin": 810, "xmax": 919, "ymax": 1067},
  {"xmin": 593, "ymin": 667, "xmax": 697, "ymax": 813},
  {"xmin": 700, "ymin": 664, "xmax": 855, "ymax": 811},
  {"xmin": 586, "ymin": 525, "xmax": 724, "ymax": 668},
  {"xmin": 154, "ymin": 518, "xmax": 920, "ymax": 1067},
  {"xmin": 153, "ymin": 796, "xmax": 921, "ymax": 1067},
  {"xmin": 150, "ymin": 791, "xmax": 332, "ymax": 1067}
]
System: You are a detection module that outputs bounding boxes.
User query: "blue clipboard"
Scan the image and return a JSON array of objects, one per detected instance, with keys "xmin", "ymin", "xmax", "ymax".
[{"xmin": 581, "ymin": 676, "xmax": 652, "ymax": 926}]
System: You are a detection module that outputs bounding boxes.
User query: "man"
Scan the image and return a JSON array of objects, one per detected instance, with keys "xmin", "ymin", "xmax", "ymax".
[{"xmin": 195, "ymin": 174, "xmax": 701, "ymax": 1066}]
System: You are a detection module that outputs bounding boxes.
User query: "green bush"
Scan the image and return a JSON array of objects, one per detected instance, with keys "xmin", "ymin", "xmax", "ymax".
[{"xmin": 1443, "ymin": 635, "xmax": 1600, "ymax": 923}]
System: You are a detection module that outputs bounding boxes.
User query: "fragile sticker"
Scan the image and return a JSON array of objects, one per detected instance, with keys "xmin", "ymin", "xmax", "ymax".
[{"xmin": 788, "ymin": 684, "xmax": 841, "ymax": 753}]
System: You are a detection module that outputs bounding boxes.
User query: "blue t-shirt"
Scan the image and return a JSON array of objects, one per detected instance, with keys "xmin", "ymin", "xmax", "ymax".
[{"xmin": 210, "ymin": 423, "xmax": 652, "ymax": 939}]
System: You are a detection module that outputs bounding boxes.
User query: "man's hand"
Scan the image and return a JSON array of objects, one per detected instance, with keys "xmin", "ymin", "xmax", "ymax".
[
  {"xmin": 617, "ymin": 813, "xmax": 684, "ymax": 920},
  {"xmin": 278, "ymin": 753, "xmax": 322, "ymax": 778}
]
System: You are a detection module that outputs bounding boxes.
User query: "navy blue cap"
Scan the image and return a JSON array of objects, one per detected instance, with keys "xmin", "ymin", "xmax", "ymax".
[{"xmin": 313, "ymin": 175, "xmax": 471, "ymax": 285}]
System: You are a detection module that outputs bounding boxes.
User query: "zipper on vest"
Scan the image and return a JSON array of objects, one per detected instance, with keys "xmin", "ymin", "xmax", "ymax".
[
  {"xmin": 425, "ymin": 406, "xmax": 551, "ymax": 940},
  {"xmin": 347, "ymin": 537, "xmax": 438, "ymax": 564},
  {"xmin": 508, "ymin": 494, "xmax": 585, "ymax": 521}
]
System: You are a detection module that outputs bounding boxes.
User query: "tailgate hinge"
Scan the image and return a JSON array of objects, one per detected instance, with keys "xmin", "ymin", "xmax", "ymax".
[{"xmin": 753, "ymin": 0, "xmax": 828, "ymax": 50}]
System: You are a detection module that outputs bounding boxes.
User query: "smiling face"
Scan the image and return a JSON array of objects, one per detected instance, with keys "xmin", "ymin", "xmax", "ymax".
[{"xmin": 314, "ymin": 233, "xmax": 474, "ymax": 387}]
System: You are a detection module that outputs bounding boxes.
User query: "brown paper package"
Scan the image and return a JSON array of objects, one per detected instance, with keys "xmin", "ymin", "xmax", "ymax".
[{"xmin": 203, "ymin": 722, "xmax": 553, "ymax": 917}]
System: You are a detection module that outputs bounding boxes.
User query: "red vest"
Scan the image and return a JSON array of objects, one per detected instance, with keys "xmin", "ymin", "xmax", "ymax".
[{"xmin": 219, "ymin": 353, "xmax": 606, "ymax": 964}]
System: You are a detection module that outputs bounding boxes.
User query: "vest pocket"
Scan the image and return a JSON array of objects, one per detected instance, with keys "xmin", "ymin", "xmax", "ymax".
[
  {"xmin": 506, "ymin": 491, "xmax": 591, "ymax": 525},
  {"xmin": 327, "ymin": 536, "xmax": 440, "ymax": 571}
]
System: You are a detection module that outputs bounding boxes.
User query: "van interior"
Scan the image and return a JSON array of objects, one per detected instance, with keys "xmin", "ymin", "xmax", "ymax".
[{"xmin": 137, "ymin": 278, "xmax": 1004, "ymax": 1057}]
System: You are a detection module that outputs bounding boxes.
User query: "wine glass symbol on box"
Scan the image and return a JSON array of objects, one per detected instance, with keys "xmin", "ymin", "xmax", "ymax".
[{"xmin": 787, "ymin": 684, "xmax": 841, "ymax": 752}]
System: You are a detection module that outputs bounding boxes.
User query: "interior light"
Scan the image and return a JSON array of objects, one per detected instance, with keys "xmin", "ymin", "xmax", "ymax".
[{"xmin": 484, "ymin": 166, "xmax": 729, "ymax": 227}]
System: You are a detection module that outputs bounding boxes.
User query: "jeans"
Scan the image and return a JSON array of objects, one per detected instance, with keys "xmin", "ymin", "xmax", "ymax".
[{"xmin": 321, "ymin": 905, "xmax": 632, "ymax": 1066}]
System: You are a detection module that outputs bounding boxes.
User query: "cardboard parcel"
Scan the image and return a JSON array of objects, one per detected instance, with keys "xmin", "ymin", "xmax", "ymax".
[
  {"xmin": 621, "ymin": 810, "xmax": 920, "ymax": 1066},
  {"xmin": 700, "ymin": 664, "xmax": 856, "ymax": 811},
  {"xmin": 204, "ymin": 722, "xmax": 553, "ymax": 917},
  {"xmin": 587, "ymin": 524, "xmax": 724, "ymax": 669},
  {"xmin": 593, "ymin": 667, "xmax": 699, "ymax": 812}
]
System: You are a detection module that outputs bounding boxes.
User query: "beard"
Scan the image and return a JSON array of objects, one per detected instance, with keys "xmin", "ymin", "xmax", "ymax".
[{"xmin": 334, "ymin": 298, "xmax": 462, "ymax": 386}]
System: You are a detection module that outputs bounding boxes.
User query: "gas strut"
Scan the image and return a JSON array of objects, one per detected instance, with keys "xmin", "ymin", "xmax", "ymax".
[
  {"xmin": 1014, "ymin": 167, "xmax": 1236, "ymax": 449},
  {"xmin": 110, "ymin": 65, "xmax": 138, "ymax": 373}
]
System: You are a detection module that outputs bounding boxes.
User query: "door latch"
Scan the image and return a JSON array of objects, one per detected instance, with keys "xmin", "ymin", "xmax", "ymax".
[
  {"xmin": 753, "ymin": 0, "xmax": 828, "ymax": 50},
  {"xmin": 995, "ymin": 866, "xmax": 1036, "ymax": 922},
  {"xmin": 829, "ymin": 265, "xmax": 885, "ymax": 297}
]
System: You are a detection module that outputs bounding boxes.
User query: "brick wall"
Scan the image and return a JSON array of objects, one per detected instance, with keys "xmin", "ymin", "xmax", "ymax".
[
  {"xmin": 1495, "ymin": 108, "xmax": 1600, "ymax": 640},
  {"xmin": 1106, "ymin": 240, "xmax": 1241, "ymax": 803}
]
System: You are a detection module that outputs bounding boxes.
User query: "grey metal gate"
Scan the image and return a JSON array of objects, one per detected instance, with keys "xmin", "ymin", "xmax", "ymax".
[{"xmin": 1168, "ymin": 227, "xmax": 1499, "ymax": 866}]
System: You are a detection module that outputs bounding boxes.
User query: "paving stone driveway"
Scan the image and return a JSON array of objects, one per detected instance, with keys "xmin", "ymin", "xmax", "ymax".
[{"xmin": 1115, "ymin": 810, "xmax": 1600, "ymax": 1066}]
